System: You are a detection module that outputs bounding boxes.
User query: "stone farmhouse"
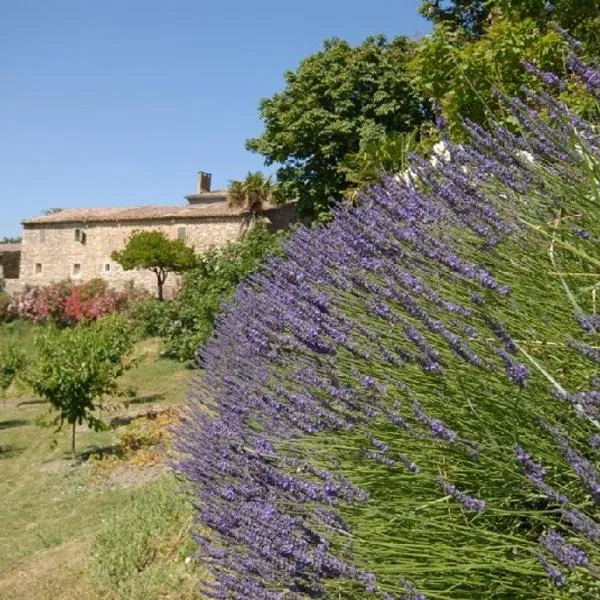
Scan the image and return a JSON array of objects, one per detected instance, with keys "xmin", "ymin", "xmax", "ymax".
[{"xmin": 2, "ymin": 172, "xmax": 295, "ymax": 298}]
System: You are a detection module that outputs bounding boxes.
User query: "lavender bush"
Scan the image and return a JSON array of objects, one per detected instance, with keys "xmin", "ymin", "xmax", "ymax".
[{"xmin": 175, "ymin": 49, "xmax": 600, "ymax": 598}]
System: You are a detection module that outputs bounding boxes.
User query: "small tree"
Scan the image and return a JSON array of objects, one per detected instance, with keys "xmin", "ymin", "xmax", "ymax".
[
  {"xmin": 111, "ymin": 231, "xmax": 197, "ymax": 301},
  {"xmin": 0, "ymin": 343, "xmax": 25, "ymax": 402},
  {"xmin": 25, "ymin": 315, "xmax": 135, "ymax": 462}
]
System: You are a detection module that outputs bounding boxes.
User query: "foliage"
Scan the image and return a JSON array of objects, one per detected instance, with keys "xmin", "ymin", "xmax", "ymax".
[
  {"xmin": 228, "ymin": 171, "xmax": 276, "ymax": 219},
  {"xmin": 246, "ymin": 35, "xmax": 430, "ymax": 221},
  {"xmin": 0, "ymin": 236, "xmax": 21, "ymax": 244},
  {"xmin": 413, "ymin": 2, "xmax": 600, "ymax": 136},
  {"xmin": 25, "ymin": 315, "xmax": 136, "ymax": 460},
  {"xmin": 112, "ymin": 231, "xmax": 197, "ymax": 301},
  {"xmin": 160, "ymin": 224, "xmax": 284, "ymax": 362},
  {"xmin": 0, "ymin": 292, "xmax": 16, "ymax": 323},
  {"xmin": 420, "ymin": 1, "xmax": 600, "ymax": 53},
  {"xmin": 0, "ymin": 342, "xmax": 25, "ymax": 398},
  {"xmin": 340, "ymin": 131, "xmax": 421, "ymax": 201},
  {"xmin": 91, "ymin": 476, "xmax": 201, "ymax": 600},
  {"xmin": 126, "ymin": 297, "xmax": 169, "ymax": 339},
  {"xmin": 410, "ymin": 16, "xmax": 569, "ymax": 137},
  {"xmin": 174, "ymin": 58, "xmax": 600, "ymax": 598},
  {"xmin": 7, "ymin": 278, "xmax": 145, "ymax": 325}
]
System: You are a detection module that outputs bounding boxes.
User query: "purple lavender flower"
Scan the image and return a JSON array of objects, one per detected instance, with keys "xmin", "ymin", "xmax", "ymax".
[
  {"xmin": 522, "ymin": 61, "xmax": 566, "ymax": 90},
  {"xmin": 539, "ymin": 530, "xmax": 589, "ymax": 567},
  {"xmin": 537, "ymin": 551, "xmax": 566, "ymax": 588},
  {"xmin": 438, "ymin": 477, "xmax": 486, "ymax": 513}
]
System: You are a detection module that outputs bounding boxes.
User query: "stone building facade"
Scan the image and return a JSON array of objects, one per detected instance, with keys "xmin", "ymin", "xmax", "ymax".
[{"xmin": 12, "ymin": 173, "xmax": 295, "ymax": 298}]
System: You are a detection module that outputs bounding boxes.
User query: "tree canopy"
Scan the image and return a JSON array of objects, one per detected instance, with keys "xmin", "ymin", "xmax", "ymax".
[
  {"xmin": 412, "ymin": 1, "xmax": 600, "ymax": 137},
  {"xmin": 111, "ymin": 231, "xmax": 196, "ymax": 301},
  {"xmin": 246, "ymin": 35, "xmax": 430, "ymax": 221},
  {"xmin": 420, "ymin": 1, "xmax": 600, "ymax": 51},
  {"xmin": 25, "ymin": 316, "xmax": 135, "ymax": 461}
]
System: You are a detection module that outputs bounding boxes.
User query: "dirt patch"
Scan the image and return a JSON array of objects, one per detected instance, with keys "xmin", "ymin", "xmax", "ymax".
[{"xmin": 105, "ymin": 463, "xmax": 165, "ymax": 488}]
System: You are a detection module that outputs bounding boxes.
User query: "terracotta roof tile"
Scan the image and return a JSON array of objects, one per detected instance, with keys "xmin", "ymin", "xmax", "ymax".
[{"xmin": 22, "ymin": 202, "xmax": 249, "ymax": 225}]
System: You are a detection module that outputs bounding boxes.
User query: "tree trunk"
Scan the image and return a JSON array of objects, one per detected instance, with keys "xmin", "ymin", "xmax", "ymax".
[
  {"xmin": 155, "ymin": 270, "xmax": 166, "ymax": 301},
  {"xmin": 71, "ymin": 421, "xmax": 77, "ymax": 464}
]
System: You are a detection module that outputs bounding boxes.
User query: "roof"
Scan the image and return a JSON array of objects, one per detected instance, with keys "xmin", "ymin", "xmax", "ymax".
[
  {"xmin": 0, "ymin": 243, "xmax": 21, "ymax": 253},
  {"xmin": 22, "ymin": 202, "xmax": 252, "ymax": 226}
]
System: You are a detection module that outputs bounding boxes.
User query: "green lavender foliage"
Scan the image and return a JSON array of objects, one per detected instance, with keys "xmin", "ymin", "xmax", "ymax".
[
  {"xmin": 308, "ymin": 118, "xmax": 600, "ymax": 597},
  {"xmin": 175, "ymin": 63, "xmax": 600, "ymax": 597}
]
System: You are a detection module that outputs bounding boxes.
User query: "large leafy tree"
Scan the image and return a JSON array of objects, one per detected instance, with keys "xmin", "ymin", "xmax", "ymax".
[
  {"xmin": 112, "ymin": 231, "xmax": 196, "ymax": 301},
  {"xmin": 246, "ymin": 35, "xmax": 430, "ymax": 221},
  {"xmin": 420, "ymin": 1, "xmax": 600, "ymax": 50},
  {"xmin": 412, "ymin": 0, "xmax": 600, "ymax": 138}
]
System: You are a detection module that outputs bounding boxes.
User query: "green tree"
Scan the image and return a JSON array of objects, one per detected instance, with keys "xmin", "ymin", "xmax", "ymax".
[
  {"xmin": 112, "ymin": 231, "xmax": 196, "ymax": 301},
  {"xmin": 0, "ymin": 343, "xmax": 24, "ymax": 401},
  {"xmin": 420, "ymin": 1, "xmax": 600, "ymax": 51},
  {"xmin": 410, "ymin": 17, "xmax": 567, "ymax": 137},
  {"xmin": 25, "ymin": 316, "xmax": 135, "ymax": 461},
  {"xmin": 413, "ymin": 1, "xmax": 600, "ymax": 137},
  {"xmin": 246, "ymin": 35, "xmax": 430, "ymax": 221}
]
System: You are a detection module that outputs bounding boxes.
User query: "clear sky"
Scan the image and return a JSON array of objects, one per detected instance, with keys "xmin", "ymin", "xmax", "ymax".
[{"xmin": 1, "ymin": 0, "xmax": 431, "ymax": 238}]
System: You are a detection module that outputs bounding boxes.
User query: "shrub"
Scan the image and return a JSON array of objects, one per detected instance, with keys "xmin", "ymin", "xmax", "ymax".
[
  {"xmin": 0, "ymin": 292, "xmax": 15, "ymax": 323},
  {"xmin": 11, "ymin": 279, "xmax": 147, "ymax": 325},
  {"xmin": 126, "ymin": 297, "xmax": 169, "ymax": 339},
  {"xmin": 174, "ymin": 52, "xmax": 600, "ymax": 597},
  {"xmin": 160, "ymin": 224, "xmax": 285, "ymax": 362},
  {"xmin": 0, "ymin": 342, "xmax": 25, "ymax": 399}
]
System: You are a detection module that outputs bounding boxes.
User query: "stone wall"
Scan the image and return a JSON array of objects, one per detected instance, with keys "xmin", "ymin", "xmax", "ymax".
[{"xmin": 19, "ymin": 216, "xmax": 245, "ymax": 298}]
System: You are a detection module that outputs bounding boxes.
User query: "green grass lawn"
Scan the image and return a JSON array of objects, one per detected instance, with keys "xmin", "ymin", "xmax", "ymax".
[{"xmin": 0, "ymin": 327, "xmax": 203, "ymax": 600}]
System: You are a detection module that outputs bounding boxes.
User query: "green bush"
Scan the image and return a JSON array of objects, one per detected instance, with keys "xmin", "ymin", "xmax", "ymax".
[
  {"xmin": 127, "ymin": 297, "xmax": 169, "ymax": 339},
  {"xmin": 160, "ymin": 224, "xmax": 285, "ymax": 362},
  {"xmin": 0, "ymin": 342, "xmax": 25, "ymax": 399}
]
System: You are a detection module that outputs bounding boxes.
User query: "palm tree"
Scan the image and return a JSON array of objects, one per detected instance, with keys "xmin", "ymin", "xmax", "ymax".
[{"xmin": 228, "ymin": 172, "xmax": 276, "ymax": 225}]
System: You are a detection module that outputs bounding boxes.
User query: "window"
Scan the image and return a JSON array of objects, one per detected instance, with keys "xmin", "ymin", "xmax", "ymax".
[
  {"xmin": 177, "ymin": 227, "xmax": 186, "ymax": 240},
  {"xmin": 74, "ymin": 229, "xmax": 87, "ymax": 245},
  {"xmin": 104, "ymin": 263, "xmax": 111, "ymax": 273},
  {"xmin": 39, "ymin": 230, "xmax": 46, "ymax": 243},
  {"xmin": 35, "ymin": 263, "xmax": 42, "ymax": 274},
  {"xmin": 73, "ymin": 263, "xmax": 81, "ymax": 277}
]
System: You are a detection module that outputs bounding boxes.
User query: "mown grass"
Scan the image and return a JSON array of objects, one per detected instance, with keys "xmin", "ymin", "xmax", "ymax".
[{"xmin": 0, "ymin": 326, "xmax": 203, "ymax": 600}]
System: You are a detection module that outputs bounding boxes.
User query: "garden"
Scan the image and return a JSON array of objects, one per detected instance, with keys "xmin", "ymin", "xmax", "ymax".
[{"xmin": 2, "ymin": 1, "xmax": 600, "ymax": 598}]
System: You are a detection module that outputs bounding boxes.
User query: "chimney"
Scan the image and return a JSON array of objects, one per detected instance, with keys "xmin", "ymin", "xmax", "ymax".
[{"xmin": 196, "ymin": 171, "xmax": 212, "ymax": 194}]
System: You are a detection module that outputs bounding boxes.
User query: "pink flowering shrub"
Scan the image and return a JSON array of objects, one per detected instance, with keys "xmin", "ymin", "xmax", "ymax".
[{"xmin": 8, "ymin": 279, "xmax": 148, "ymax": 325}]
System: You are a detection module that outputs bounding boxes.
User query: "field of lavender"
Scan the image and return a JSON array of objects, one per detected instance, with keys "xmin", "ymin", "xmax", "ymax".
[{"xmin": 175, "ymin": 53, "xmax": 600, "ymax": 598}]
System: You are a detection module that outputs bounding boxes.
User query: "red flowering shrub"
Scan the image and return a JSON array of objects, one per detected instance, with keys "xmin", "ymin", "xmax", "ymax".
[{"xmin": 10, "ymin": 279, "xmax": 148, "ymax": 325}]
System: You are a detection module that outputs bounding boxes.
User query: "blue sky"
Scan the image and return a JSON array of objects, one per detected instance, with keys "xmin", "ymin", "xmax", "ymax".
[{"xmin": 1, "ymin": 0, "xmax": 430, "ymax": 238}]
